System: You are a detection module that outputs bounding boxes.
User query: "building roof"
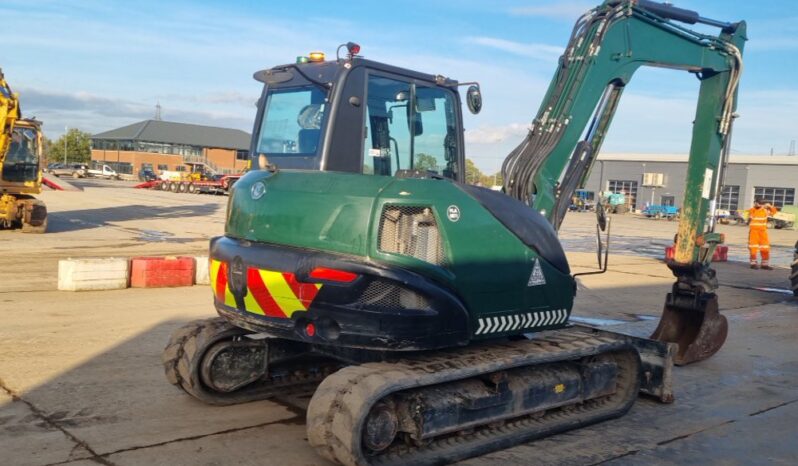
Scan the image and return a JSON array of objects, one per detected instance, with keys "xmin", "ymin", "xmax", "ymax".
[
  {"xmin": 597, "ymin": 153, "xmax": 798, "ymax": 165},
  {"xmin": 92, "ymin": 120, "xmax": 251, "ymax": 150}
]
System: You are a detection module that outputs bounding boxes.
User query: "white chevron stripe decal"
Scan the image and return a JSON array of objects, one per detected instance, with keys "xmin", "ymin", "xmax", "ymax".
[
  {"xmin": 476, "ymin": 310, "xmax": 575, "ymax": 335},
  {"xmin": 498, "ymin": 316, "xmax": 508, "ymax": 332},
  {"xmin": 484, "ymin": 318, "xmax": 494, "ymax": 334}
]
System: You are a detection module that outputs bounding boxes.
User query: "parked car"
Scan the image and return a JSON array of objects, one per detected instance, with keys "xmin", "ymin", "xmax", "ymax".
[
  {"xmin": 88, "ymin": 164, "xmax": 119, "ymax": 179},
  {"xmin": 138, "ymin": 169, "xmax": 158, "ymax": 182},
  {"xmin": 49, "ymin": 163, "xmax": 88, "ymax": 178}
]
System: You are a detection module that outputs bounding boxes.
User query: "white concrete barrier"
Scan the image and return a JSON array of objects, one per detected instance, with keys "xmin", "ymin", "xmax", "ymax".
[
  {"xmin": 194, "ymin": 256, "xmax": 210, "ymax": 285},
  {"xmin": 58, "ymin": 258, "xmax": 130, "ymax": 291}
]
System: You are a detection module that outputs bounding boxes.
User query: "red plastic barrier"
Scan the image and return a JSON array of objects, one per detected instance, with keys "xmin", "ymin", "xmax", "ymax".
[
  {"xmin": 664, "ymin": 245, "xmax": 728, "ymax": 262},
  {"xmin": 130, "ymin": 256, "xmax": 195, "ymax": 288},
  {"xmin": 713, "ymin": 245, "xmax": 728, "ymax": 262}
]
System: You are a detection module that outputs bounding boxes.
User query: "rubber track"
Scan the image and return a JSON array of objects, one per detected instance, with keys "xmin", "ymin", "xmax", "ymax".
[
  {"xmin": 307, "ymin": 328, "xmax": 641, "ymax": 466},
  {"xmin": 162, "ymin": 317, "xmax": 329, "ymax": 405}
]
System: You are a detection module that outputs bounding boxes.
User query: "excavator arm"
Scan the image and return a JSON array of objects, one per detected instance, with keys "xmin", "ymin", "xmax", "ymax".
[
  {"xmin": 502, "ymin": 0, "xmax": 747, "ymax": 365},
  {"xmin": 0, "ymin": 69, "xmax": 21, "ymax": 168}
]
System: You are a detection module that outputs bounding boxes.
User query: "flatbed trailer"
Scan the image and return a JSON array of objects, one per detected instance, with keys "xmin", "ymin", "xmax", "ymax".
[{"xmin": 134, "ymin": 175, "xmax": 242, "ymax": 194}]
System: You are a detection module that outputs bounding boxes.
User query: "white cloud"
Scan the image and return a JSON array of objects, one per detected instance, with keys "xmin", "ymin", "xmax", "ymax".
[
  {"xmin": 465, "ymin": 37, "xmax": 562, "ymax": 61},
  {"xmin": 465, "ymin": 123, "xmax": 529, "ymax": 144},
  {"xmin": 17, "ymin": 87, "xmax": 254, "ymax": 138},
  {"xmin": 509, "ymin": 2, "xmax": 594, "ymax": 19}
]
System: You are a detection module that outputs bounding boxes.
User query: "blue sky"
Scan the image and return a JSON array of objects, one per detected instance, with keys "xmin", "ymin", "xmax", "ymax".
[{"xmin": 2, "ymin": 0, "xmax": 797, "ymax": 173}]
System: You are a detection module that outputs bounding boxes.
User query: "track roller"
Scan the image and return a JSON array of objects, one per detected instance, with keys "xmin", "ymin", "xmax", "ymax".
[{"xmin": 308, "ymin": 330, "xmax": 642, "ymax": 466}]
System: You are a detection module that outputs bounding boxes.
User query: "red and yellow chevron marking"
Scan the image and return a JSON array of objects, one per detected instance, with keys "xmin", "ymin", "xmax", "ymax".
[
  {"xmin": 210, "ymin": 259, "xmax": 236, "ymax": 308},
  {"xmin": 210, "ymin": 259, "xmax": 323, "ymax": 318}
]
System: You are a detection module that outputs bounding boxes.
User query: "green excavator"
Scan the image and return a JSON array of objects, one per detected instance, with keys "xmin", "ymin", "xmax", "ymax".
[{"xmin": 163, "ymin": 1, "xmax": 746, "ymax": 464}]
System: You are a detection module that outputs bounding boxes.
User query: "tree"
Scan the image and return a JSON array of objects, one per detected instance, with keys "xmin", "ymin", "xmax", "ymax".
[
  {"xmin": 48, "ymin": 128, "xmax": 92, "ymax": 164},
  {"xmin": 465, "ymin": 158, "xmax": 483, "ymax": 185},
  {"xmin": 415, "ymin": 153, "xmax": 439, "ymax": 172}
]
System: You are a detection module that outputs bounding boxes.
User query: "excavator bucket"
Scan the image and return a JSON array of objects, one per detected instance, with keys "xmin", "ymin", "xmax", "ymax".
[{"xmin": 650, "ymin": 294, "xmax": 727, "ymax": 366}]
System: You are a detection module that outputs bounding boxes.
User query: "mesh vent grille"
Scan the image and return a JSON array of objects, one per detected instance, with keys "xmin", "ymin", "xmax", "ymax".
[
  {"xmin": 378, "ymin": 206, "xmax": 445, "ymax": 266},
  {"xmin": 355, "ymin": 280, "xmax": 431, "ymax": 311}
]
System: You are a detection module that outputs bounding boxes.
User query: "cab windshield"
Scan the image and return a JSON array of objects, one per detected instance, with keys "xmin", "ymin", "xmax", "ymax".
[
  {"xmin": 256, "ymin": 86, "xmax": 327, "ymax": 156},
  {"xmin": 2, "ymin": 126, "xmax": 40, "ymax": 182}
]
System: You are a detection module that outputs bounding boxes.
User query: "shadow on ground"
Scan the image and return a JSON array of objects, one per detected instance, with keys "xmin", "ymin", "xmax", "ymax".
[
  {"xmin": 46, "ymin": 204, "xmax": 221, "ymax": 233},
  {"xmin": 1, "ymin": 284, "xmax": 796, "ymax": 466}
]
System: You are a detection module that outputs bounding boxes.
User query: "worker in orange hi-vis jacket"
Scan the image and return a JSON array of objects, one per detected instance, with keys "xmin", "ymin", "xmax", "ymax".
[{"xmin": 747, "ymin": 198, "xmax": 778, "ymax": 270}]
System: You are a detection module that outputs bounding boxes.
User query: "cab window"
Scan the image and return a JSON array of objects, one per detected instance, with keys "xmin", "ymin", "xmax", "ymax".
[
  {"xmin": 363, "ymin": 75, "xmax": 459, "ymax": 180},
  {"xmin": 257, "ymin": 87, "xmax": 326, "ymax": 156}
]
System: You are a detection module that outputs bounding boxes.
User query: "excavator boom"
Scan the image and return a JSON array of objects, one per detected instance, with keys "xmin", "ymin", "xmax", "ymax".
[
  {"xmin": 0, "ymin": 69, "xmax": 21, "ymax": 167},
  {"xmin": 502, "ymin": 0, "xmax": 746, "ymax": 364}
]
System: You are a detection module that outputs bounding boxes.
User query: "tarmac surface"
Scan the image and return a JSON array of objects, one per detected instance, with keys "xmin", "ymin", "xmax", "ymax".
[{"xmin": 1, "ymin": 179, "xmax": 796, "ymax": 465}]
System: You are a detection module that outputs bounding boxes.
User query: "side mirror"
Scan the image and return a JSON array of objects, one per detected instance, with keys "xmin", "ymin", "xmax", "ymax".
[
  {"xmin": 596, "ymin": 200, "xmax": 608, "ymax": 231},
  {"xmin": 466, "ymin": 85, "xmax": 482, "ymax": 114}
]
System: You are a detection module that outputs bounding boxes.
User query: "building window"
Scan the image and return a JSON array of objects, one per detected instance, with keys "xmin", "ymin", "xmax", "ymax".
[
  {"xmin": 661, "ymin": 195, "xmax": 675, "ymax": 207},
  {"xmin": 607, "ymin": 180, "xmax": 639, "ymax": 209},
  {"xmin": 175, "ymin": 165, "xmax": 186, "ymax": 172},
  {"xmin": 157, "ymin": 164, "xmax": 168, "ymax": 171},
  {"xmin": 754, "ymin": 186, "xmax": 795, "ymax": 208},
  {"xmin": 236, "ymin": 150, "xmax": 249, "ymax": 161},
  {"xmin": 718, "ymin": 185, "xmax": 740, "ymax": 211},
  {"xmin": 105, "ymin": 162, "xmax": 133, "ymax": 175},
  {"xmin": 141, "ymin": 163, "xmax": 153, "ymax": 170},
  {"xmin": 135, "ymin": 141, "xmax": 203, "ymax": 157}
]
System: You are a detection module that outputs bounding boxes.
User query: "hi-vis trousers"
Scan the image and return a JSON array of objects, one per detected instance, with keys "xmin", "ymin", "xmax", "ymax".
[{"xmin": 748, "ymin": 228, "xmax": 770, "ymax": 265}]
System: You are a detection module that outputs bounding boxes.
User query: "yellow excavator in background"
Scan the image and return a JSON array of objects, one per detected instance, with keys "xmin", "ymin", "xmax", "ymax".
[{"xmin": 0, "ymin": 69, "xmax": 47, "ymax": 233}]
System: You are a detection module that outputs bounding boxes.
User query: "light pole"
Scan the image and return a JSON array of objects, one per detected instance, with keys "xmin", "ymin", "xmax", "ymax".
[{"xmin": 63, "ymin": 126, "xmax": 68, "ymax": 164}]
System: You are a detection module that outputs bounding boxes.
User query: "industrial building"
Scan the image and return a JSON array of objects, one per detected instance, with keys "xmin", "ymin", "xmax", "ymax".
[
  {"xmin": 582, "ymin": 153, "xmax": 798, "ymax": 212},
  {"xmin": 91, "ymin": 120, "xmax": 251, "ymax": 176}
]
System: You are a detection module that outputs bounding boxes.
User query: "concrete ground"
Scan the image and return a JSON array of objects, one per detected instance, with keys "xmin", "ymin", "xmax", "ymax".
[{"xmin": 1, "ymin": 180, "xmax": 796, "ymax": 466}]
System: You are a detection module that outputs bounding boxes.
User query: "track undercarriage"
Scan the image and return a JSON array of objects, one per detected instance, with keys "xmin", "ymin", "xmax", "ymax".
[
  {"xmin": 163, "ymin": 318, "xmax": 672, "ymax": 466},
  {"xmin": 0, "ymin": 193, "xmax": 47, "ymax": 233}
]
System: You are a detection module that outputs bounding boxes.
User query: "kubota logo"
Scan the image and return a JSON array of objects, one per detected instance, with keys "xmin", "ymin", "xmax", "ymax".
[
  {"xmin": 250, "ymin": 181, "xmax": 266, "ymax": 200},
  {"xmin": 447, "ymin": 205, "xmax": 461, "ymax": 222}
]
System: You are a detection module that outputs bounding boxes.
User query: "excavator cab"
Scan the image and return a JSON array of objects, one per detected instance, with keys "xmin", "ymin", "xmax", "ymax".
[
  {"xmin": 251, "ymin": 49, "xmax": 470, "ymax": 182},
  {"xmin": 3, "ymin": 121, "xmax": 41, "ymax": 184}
]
